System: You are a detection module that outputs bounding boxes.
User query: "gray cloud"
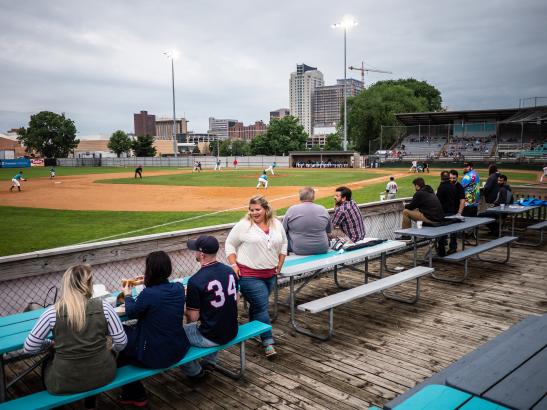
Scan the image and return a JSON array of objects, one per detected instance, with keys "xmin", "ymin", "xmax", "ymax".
[{"xmin": 1, "ymin": 0, "xmax": 546, "ymax": 135}]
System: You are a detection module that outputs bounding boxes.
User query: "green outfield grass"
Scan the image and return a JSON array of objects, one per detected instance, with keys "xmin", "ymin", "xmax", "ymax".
[
  {"xmin": 0, "ymin": 166, "xmax": 186, "ymax": 180},
  {"xmin": 97, "ymin": 169, "xmax": 384, "ymax": 187}
]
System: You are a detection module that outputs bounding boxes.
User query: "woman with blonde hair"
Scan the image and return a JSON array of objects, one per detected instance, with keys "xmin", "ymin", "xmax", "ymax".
[
  {"xmin": 24, "ymin": 264, "xmax": 127, "ymax": 396},
  {"xmin": 225, "ymin": 196, "xmax": 287, "ymax": 357}
]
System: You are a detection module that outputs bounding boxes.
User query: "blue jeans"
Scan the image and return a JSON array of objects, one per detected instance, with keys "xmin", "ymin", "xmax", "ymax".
[
  {"xmin": 180, "ymin": 322, "xmax": 219, "ymax": 377},
  {"xmin": 239, "ymin": 275, "xmax": 276, "ymax": 346}
]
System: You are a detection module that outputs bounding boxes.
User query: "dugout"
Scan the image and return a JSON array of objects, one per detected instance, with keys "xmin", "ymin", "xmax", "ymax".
[{"xmin": 289, "ymin": 151, "xmax": 361, "ymax": 168}]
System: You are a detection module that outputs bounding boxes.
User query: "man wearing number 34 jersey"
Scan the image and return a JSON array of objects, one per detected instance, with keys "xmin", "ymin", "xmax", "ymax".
[{"xmin": 181, "ymin": 235, "xmax": 239, "ymax": 379}]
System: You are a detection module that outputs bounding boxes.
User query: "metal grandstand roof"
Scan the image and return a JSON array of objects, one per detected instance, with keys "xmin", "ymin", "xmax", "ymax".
[
  {"xmin": 395, "ymin": 107, "xmax": 528, "ymax": 125},
  {"xmin": 499, "ymin": 106, "xmax": 547, "ymax": 123}
]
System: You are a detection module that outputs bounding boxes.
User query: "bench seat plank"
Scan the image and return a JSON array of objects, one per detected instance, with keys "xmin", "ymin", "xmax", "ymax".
[
  {"xmin": 482, "ymin": 347, "xmax": 547, "ymax": 410},
  {"xmin": 446, "ymin": 315, "xmax": 547, "ymax": 396},
  {"xmin": 298, "ymin": 266, "xmax": 433, "ymax": 314},
  {"xmin": 459, "ymin": 397, "xmax": 510, "ymax": 410},
  {"xmin": 0, "ymin": 321, "xmax": 271, "ymax": 410},
  {"xmin": 393, "ymin": 384, "xmax": 471, "ymax": 410},
  {"xmin": 528, "ymin": 221, "xmax": 547, "ymax": 230},
  {"xmin": 441, "ymin": 237, "xmax": 517, "ymax": 262}
]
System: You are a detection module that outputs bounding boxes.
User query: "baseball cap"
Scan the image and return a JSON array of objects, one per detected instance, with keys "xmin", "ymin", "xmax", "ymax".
[{"xmin": 187, "ymin": 235, "xmax": 219, "ymax": 254}]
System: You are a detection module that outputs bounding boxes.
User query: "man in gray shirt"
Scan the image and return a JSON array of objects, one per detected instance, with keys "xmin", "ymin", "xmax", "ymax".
[{"xmin": 282, "ymin": 187, "xmax": 332, "ymax": 255}]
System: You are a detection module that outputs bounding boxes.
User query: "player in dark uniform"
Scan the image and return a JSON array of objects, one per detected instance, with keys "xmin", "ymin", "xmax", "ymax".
[
  {"xmin": 181, "ymin": 235, "xmax": 239, "ymax": 379},
  {"xmin": 134, "ymin": 165, "xmax": 143, "ymax": 179}
]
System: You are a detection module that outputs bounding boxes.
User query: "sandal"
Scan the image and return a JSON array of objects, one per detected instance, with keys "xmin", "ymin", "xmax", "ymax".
[{"xmin": 264, "ymin": 345, "xmax": 277, "ymax": 357}]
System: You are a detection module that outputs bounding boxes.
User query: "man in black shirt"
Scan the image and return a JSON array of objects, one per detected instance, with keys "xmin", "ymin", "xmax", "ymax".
[
  {"xmin": 134, "ymin": 165, "xmax": 143, "ymax": 179},
  {"xmin": 181, "ymin": 235, "xmax": 238, "ymax": 378},
  {"xmin": 436, "ymin": 171, "xmax": 458, "ymax": 256},
  {"xmin": 401, "ymin": 177, "xmax": 444, "ymax": 229}
]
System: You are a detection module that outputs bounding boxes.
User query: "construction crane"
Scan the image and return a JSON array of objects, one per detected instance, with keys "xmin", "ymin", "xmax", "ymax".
[{"xmin": 348, "ymin": 61, "xmax": 392, "ymax": 88}]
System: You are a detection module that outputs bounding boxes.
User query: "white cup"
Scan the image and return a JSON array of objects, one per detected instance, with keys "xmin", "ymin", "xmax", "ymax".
[
  {"xmin": 380, "ymin": 194, "xmax": 386, "ymax": 201},
  {"xmin": 500, "ymin": 204, "xmax": 505, "ymax": 210},
  {"xmin": 416, "ymin": 221, "xmax": 423, "ymax": 229}
]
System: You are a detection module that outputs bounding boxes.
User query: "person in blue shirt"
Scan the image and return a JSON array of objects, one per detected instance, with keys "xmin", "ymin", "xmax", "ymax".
[
  {"xmin": 461, "ymin": 162, "xmax": 480, "ymax": 217},
  {"xmin": 10, "ymin": 170, "xmax": 26, "ymax": 192},
  {"xmin": 257, "ymin": 171, "xmax": 268, "ymax": 189},
  {"xmin": 50, "ymin": 168, "xmax": 56, "ymax": 179},
  {"xmin": 181, "ymin": 235, "xmax": 239, "ymax": 377},
  {"xmin": 117, "ymin": 251, "xmax": 190, "ymax": 407}
]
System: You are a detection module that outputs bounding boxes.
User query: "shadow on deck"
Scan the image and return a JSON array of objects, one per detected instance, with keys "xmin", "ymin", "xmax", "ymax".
[{"xmin": 5, "ymin": 239, "xmax": 547, "ymax": 409}]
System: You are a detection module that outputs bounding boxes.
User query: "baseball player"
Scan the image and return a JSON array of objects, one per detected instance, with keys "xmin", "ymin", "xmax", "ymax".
[
  {"xmin": 134, "ymin": 165, "xmax": 143, "ymax": 179},
  {"xmin": 264, "ymin": 161, "xmax": 276, "ymax": 175},
  {"xmin": 50, "ymin": 167, "xmax": 56, "ymax": 178},
  {"xmin": 256, "ymin": 171, "xmax": 268, "ymax": 189},
  {"xmin": 541, "ymin": 166, "xmax": 547, "ymax": 183},
  {"xmin": 193, "ymin": 161, "xmax": 201, "ymax": 172},
  {"xmin": 409, "ymin": 160, "xmax": 418, "ymax": 173},
  {"xmin": 233, "ymin": 158, "xmax": 238, "ymax": 169},
  {"xmin": 385, "ymin": 176, "xmax": 398, "ymax": 199},
  {"xmin": 214, "ymin": 159, "xmax": 222, "ymax": 171},
  {"xmin": 10, "ymin": 170, "xmax": 27, "ymax": 192}
]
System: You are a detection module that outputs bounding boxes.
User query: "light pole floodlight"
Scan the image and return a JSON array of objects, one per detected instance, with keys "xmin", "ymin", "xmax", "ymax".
[
  {"xmin": 164, "ymin": 49, "xmax": 180, "ymax": 60},
  {"xmin": 332, "ymin": 16, "xmax": 358, "ymax": 151}
]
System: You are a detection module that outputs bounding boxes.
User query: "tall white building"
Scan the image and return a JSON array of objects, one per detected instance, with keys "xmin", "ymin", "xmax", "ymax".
[
  {"xmin": 289, "ymin": 64, "xmax": 324, "ymax": 136},
  {"xmin": 208, "ymin": 117, "xmax": 238, "ymax": 139}
]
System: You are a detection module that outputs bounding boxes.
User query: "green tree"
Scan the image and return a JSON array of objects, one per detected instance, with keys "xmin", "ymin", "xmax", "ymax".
[
  {"xmin": 108, "ymin": 130, "xmax": 132, "ymax": 157},
  {"xmin": 192, "ymin": 145, "xmax": 200, "ymax": 154},
  {"xmin": 18, "ymin": 111, "xmax": 79, "ymax": 158},
  {"xmin": 347, "ymin": 79, "xmax": 441, "ymax": 153},
  {"xmin": 208, "ymin": 140, "xmax": 220, "ymax": 156},
  {"xmin": 231, "ymin": 139, "xmax": 250, "ymax": 156},
  {"xmin": 324, "ymin": 132, "xmax": 342, "ymax": 150},
  {"xmin": 132, "ymin": 135, "xmax": 156, "ymax": 157},
  {"xmin": 250, "ymin": 116, "xmax": 307, "ymax": 155},
  {"xmin": 219, "ymin": 139, "xmax": 232, "ymax": 156}
]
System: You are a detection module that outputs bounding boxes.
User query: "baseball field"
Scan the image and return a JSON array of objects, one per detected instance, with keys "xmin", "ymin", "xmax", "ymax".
[{"xmin": 0, "ymin": 166, "xmax": 541, "ymax": 256}]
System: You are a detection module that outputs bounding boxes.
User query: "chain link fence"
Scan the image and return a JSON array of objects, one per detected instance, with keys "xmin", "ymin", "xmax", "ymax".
[{"xmin": 0, "ymin": 200, "xmax": 405, "ymax": 316}]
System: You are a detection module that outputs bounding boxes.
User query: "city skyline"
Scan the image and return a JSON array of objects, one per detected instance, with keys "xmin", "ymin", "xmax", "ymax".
[{"xmin": 1, "ymin": 0, "xmax": 547, "ymax": 136}]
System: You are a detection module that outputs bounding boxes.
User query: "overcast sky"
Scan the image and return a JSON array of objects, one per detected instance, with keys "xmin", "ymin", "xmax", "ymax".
[{"xmin": 1, "ymin": 0, "xmax": 546, "ymax": 136}]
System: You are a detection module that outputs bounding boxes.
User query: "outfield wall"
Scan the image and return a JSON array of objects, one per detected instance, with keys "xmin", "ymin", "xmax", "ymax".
[
  {"xmin": 58, "ymin": 156, "xmax": 290, "ymax": 168},
  {"xmin": 0, "ymin": 199, "xmax": 406, "ymax": 316}
]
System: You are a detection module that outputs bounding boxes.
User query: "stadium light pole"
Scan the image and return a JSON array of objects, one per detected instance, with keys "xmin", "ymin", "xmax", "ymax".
[
  {"xmin": 332, "ymin": 16, "xmax": 358, "ymax": 151},
  {"xmin": 164, "ymin": 50, "xmax": 180, "ymax": 158}
]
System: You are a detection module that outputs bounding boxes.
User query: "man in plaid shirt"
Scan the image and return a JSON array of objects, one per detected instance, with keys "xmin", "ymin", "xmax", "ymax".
[{"xmin": 331, "ymin": 186, "xmax": 366, "ymax": 243}]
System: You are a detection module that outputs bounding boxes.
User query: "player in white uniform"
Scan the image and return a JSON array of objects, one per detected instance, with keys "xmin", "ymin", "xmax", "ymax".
[
  {"xmin": 264, "ymin": 161, "xmax": 276, "ymax": 175},
  {"xmin": 385, "ymin": 176, "xmax": 398, "ymax": 199},
  {"xmin": 541, "ymin": 166, "xmax": 547, "ymax": 183},
  {"xmin": 193, "ymin": 161, "xmax": 201, "ymax": 172},
  {"xmin": 214, "ymin": 159, "xmax": 222, "ymax": 171},
  {"xmin": 256, "ymin": 171, "xmax": 268, "ymax": 189},
  {"xmin": 50, "ymin": 167, "xmax": 56, "ymax": 178},
  {"xmin": 409, "ymin": 160, "xmax": 418, "ymax": 173}
]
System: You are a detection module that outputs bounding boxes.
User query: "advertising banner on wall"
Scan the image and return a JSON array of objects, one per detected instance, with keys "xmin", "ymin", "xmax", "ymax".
[
  {"xmin": 31, "ymin": 159, "xmax": 44, "ymax": 167},
  {"xmin": 0, "ymin": 158, "xmax": 31, "ymax": 168}
]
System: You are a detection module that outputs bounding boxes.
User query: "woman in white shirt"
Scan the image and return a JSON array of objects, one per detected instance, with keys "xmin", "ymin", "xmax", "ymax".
[{"xmin": 225, "ymin": 196, "xmax": 287, "ymax": 357}]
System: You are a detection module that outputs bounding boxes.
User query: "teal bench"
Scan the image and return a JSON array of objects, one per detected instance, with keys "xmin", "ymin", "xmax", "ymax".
[
  {"xmin": 392, "ymin": 385, "xmax": 509, "ymax": 410},
  {"xmin": 0, "ymin": 321, "xmax": 271, "ymax": 410}
]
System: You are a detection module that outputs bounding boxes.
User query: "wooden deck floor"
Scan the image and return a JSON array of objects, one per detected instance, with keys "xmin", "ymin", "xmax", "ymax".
[{"xmin": 5, "ymin": 239, "xmax": 547, "ymax": 409}]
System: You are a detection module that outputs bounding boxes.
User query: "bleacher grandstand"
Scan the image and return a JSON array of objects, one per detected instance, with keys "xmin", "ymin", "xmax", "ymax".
[{"xmin": 387, "ymin": 106, "xmax": 547, "ymax": 162}]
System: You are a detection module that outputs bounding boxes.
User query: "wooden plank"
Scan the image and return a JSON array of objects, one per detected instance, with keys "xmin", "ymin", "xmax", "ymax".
[
  {"xmin": 483, "ymin": 347, "xmax": 547, "ymax": 410},
  {"xmin": 446, "ymin": 315, "xmax": 547, "ymax": 396}
]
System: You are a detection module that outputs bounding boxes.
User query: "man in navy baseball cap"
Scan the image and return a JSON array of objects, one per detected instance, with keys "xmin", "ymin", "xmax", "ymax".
[
  {"xmin": 187, "ymin": 235, "xmax": 220, "ymax": 254},
  {"xmin": 181, "ymin": 234, "xmax": 238, "ymax": 380}
]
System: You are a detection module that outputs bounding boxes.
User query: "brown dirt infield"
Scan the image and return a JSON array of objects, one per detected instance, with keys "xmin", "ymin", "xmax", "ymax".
[{"xmin": 0, "ymin": 169, "xmax": 409, "ymax": 212}]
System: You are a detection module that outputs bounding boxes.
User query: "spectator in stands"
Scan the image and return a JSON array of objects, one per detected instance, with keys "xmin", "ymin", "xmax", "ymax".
[
  {"xmin": 225, "ymin": 196, "xmax": 287, "ymax": 358},
  {"xmin": 331, "ymin": 186, "xmax": 366, "ymax": 243},
  {"xmin": 461, "ymin": 162, "xmax": 480, "ymax": 217},
  {"xmin": 436, "ymin": 171, "xmax": 458, "ymax": 256},
  {"xmin": 385, "ymin": 176, "xmax": 398, "ymax": 199},
  {"xmin": 181, "ymin": 235, "xmax": 239, "ymax": 377},
  {"xmin": 117, "ymin": 251, "xmax": 190, "ymax": 407},
  {"xmin": 401, "ymin": 178, "xmax": 444, "ymax": 230},
  {"xmin": 282, "ymin": 187, "xmax": 331, "ymax": 255},
  {"xmin": 483, "ymin": 164, "xmax": 500, "ymax": 206},
  {"xmin": 23, "ymin": 265, "xmax": 127, "ymax": 402}
]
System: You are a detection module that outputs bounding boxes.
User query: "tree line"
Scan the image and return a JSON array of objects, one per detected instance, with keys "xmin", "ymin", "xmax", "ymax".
[{"xmin": 16, "ymin": 79, "xmax": 442, "ymax": 158}]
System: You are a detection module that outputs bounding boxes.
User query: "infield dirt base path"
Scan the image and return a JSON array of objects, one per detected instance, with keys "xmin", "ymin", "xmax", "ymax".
[{"xmin": 0, "ymin": 169, "xmax": 411, "ymax": 212}]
